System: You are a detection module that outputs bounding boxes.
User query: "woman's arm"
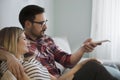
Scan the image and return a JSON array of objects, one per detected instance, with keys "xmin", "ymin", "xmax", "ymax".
[
  {"xmin": 70, "ymin": 38, "xmax": 101, "ymax": 66},
  {"xmin": 58, "ymin": 58, "xmax": 100, "ymax": 80}
]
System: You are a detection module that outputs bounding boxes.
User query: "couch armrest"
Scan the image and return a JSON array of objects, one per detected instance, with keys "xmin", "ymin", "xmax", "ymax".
[
  {"xmin": 99, "ymin": 59, "xmax": 120, "ymax": 70},
  {"xmin": 102, "ymin": 62, "xmax": 120, "ymax": 71}
]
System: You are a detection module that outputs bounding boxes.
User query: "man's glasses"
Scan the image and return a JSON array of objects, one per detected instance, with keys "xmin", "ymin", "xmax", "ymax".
[{"xmin": 31, "ymin": 20, "xmax": 48, "ymax": 26}]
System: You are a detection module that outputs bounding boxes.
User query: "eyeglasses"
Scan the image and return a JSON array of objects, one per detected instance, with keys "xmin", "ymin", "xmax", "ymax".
[{"xmin": 31, "ymin": 20, "xmax": 48, "ymax": 26}]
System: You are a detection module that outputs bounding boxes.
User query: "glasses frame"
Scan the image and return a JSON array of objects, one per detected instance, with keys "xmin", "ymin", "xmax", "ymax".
[{"xmin": 31, "ymin": 20, "xmax": 48, "ymax": 26}]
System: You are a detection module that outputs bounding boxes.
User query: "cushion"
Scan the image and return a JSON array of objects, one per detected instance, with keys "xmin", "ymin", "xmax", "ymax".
[
  {"xmin": 52, "ymin": 37, "xmax": 71, "ymax": 73},
  {"xmin": 53, "ymin": 37, "xmax": 71, "ymax": 53},
  {"xmin": 1, "ymin": 70, "xmax": 17, "ymax": 80}
]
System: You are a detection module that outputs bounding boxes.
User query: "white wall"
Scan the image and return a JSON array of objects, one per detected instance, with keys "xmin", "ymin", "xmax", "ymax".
[
  {"xmin": 0, "ymin": 0, "xmax": 92, "ymax": 57},
  {"xmin": 53, "ymin": 0, "xmax": 92, "ymax": 56},
  {"xmin": 0, "ymin": 0, "xmax": 54, "ymax": 36}
]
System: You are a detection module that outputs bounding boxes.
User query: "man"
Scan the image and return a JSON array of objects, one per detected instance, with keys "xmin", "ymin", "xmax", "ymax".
[{"xmin": 0, "ymin": 5, "xmax": 118, "ymax": 80}]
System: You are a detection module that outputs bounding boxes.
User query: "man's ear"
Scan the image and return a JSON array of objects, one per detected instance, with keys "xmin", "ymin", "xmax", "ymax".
[{"xmin": 24, "ymin": 20, "xmax": 32, "ymax": 29}]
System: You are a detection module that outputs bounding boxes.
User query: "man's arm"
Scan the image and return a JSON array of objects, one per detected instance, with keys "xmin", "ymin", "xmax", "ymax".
[
  {"xmin": 0, "ymin": 49, "xmax": 24, "ymax": 80},
  {"xmin": 70, "ymin": 38, "xmax": 101, "ymax": 65}
]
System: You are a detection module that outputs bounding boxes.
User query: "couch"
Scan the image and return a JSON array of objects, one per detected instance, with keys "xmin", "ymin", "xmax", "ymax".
[
  {"xmin": 53, "ymin": 37, "xmax": 120, "ymax": 79},
  {"xmin": 0, "ymin": 37, "xmax": 120, "ymax": 79}
]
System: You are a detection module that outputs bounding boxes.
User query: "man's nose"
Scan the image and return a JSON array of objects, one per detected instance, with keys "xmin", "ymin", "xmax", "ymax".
[{"xmin": 42, "ymin": 24, "xmax": 47, "ymax": 30}]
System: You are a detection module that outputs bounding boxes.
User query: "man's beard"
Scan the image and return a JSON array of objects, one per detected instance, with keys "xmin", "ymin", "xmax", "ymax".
[{"xmin": 31, "ymin": 30, "xmax": 45, "ymax": 38}]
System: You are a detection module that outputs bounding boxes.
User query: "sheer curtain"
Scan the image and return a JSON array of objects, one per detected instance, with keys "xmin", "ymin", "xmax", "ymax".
[{"xmin": 90, "ymin": 0, "xmax": 120, "ymax": 61}]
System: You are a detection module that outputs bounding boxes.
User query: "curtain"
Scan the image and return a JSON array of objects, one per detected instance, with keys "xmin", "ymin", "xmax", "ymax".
[{"xmin": 90, "ymin": 0, "xmax": 120, "ymax": 61}]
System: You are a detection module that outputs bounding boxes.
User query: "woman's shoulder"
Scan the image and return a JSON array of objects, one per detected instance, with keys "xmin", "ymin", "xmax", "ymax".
[{"xmin": 22, "ymin": 58, "xmax": 40, "ymax": 66}]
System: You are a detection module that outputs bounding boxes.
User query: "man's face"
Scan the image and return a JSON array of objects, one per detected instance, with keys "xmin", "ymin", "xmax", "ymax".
[{"xmin": 26, "ymin": 13, "xmax": 47, "ymax": 39}]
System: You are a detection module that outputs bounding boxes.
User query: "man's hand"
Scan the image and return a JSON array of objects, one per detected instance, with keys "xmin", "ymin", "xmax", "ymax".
[
  {"xmin": 6, "ymin": 54, "xmax": 24, "ymax": 80},
  {"xmin": 81, "ymin": 38, "xmax": 101, "ymax": 53}
]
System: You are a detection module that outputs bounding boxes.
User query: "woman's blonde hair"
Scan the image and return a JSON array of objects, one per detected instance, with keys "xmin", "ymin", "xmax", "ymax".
[{"xmin": 0, "ymin": 27, "xmax": 24, "ymax": 54}]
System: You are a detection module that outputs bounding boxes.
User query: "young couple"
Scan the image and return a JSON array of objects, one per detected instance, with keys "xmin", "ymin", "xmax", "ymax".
[{"xmin": 0, "ymin": 5, "xmax": 118, "ymax": 80}]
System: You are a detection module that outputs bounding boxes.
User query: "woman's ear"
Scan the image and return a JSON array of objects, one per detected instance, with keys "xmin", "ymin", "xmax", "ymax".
[{"xmin": 24, "ymin": 20, "xmax": 32, "ymax": 29}]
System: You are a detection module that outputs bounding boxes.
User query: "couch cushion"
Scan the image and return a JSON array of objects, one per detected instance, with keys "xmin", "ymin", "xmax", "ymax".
[
  {"xmin": 52, "ymin": 37, "xmax": 71, "ymax": 53},
  {"xmin": 52, "ymin": 37, "xmax": 71, "ymax": 73},
  {"xmin": 1, "ymin": 70, "xmax": 17, "ymax": 80}
]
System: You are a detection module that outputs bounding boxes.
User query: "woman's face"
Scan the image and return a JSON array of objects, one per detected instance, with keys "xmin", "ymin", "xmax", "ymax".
[{"xmin": 17, "ymin": 32, "xmax": 29, "ymax": 55}]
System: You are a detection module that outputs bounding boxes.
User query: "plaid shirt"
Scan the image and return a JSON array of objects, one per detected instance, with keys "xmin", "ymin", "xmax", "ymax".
[{"xmin": 25, "ymin": 34, "xmax": 73, "ymax": 77}]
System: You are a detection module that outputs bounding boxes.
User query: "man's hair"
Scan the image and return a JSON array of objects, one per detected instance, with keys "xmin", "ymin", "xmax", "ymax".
[
  {"xmin": 0, "ymin": 27, "xmax": 24, "ymax": 54},
  {"xmin": 19, "ymin": 5, "xmax": 45, "ymax": 28}
]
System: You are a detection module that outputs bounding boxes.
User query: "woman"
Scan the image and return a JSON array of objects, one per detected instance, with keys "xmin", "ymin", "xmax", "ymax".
[
  {"xmin": 0, "ymin": 27, "xmax": 50, "ymax": 80},
  {"xmin": 0, "ymin": 27, "xmax": 118, "ymax": 80}
]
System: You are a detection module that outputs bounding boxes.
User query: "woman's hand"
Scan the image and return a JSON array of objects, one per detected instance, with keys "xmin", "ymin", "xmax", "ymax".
[{"xmin": 50, "ymin": 74, "xmax": 57, "ymax": 80}]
